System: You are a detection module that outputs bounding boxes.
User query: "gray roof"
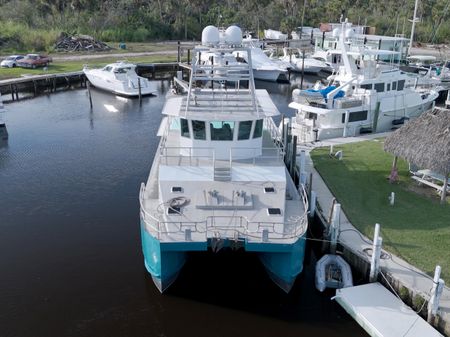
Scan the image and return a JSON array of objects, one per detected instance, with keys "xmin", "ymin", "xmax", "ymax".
[{"xmin": 384, "ymin": 108, "xmax": 450, "ymax": 175}]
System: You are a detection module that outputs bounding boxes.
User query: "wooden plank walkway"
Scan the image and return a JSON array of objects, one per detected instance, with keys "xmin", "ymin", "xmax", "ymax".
[
  {"xmin": 335, "ymin": 283, "xmax": 443, "ymax": 337},
  {"xmin": 0, "ymin": 71, "xmax": 84, "ymax": 86}
]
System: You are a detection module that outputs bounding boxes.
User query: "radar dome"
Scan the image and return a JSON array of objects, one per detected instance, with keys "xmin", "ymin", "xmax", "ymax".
[
  {"xmin": 345, "ymin": 28, "xmax": 355, "ymax": 38},
  {"xmin": 332, "ymin": 28, "xmax": 340, "ymax": 38},
  {"xmin": 225, "ymin": 25, "xmax": 243, "ymax": 45},
  {"xmin": 202, "ymin": 26, "xmax": 220, "ymax": 46}
]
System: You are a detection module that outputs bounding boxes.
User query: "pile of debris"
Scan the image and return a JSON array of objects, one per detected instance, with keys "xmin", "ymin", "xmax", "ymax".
[{"xmin": 55, "ymin": 33, "xmax": 112, "ymax": 52}]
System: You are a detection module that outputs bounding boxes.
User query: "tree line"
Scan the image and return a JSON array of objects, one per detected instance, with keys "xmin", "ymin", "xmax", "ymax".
[{"xmin": 0, "ymin": 0, "xmax": 449, "ymax": 52}]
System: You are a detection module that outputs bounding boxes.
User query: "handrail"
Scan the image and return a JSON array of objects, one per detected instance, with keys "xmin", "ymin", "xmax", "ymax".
[{"xmin": 140, "ymin": 182, "xmax": 308, "ymax": 240}]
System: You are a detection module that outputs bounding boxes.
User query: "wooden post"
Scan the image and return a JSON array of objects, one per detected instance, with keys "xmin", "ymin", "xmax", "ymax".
[
  {"xmin": 33, "ymin": 80, "xmax": 37, "ymax": 97},
  {"xmin": 138, "ymin": 78, "xmax": 142, "ymax": 106},
  {"xmin": 309, "ymin": 191, "xmax": 317, "ymax": 217},
  {"xmin": 300, "ymin": 49, "xmax": 305, "ymax": 90},
  {"xmin": 369, "ymin": 223, "xmax": 383, "ymax": 282},
  {"xmin": 10, "ymin": 84, "xmax": 14, "ymax": 101},
  {"xmin": 343, "ymin": 110, "xmax": 350, "ymax": 137},
  {"xmin": 373, "ymin": 101, "xmax": 381, "ymax": 132},
  {"xmin": 187, "ymin": 48, "xmax": 191, "ymax": 65},
  {"xmin": 53, "ymin": 77, "xmax": 56, "ymax": 92},
  {"xmin": 441, "ymin": 172, "xmax": 448, "ymax": 204},
  {"xmin": 86, "ymin": 81, "xmax": 93, "ymax": 109},
  {"xmin": 177, "ymin": 41, "xmax": 181, "ymax": 63},
  {"xmin": 290, "ymin": 135, "xmax": 297, "ymax": 179},
  {"xmin": 428, "ymin": 265, "xmax": 445, "ymax": 323},
  {"xmin": 328, "ymin": 198, "xmax": 336, "ymax": 223},
  {"xmin": 14, "ymin": 85, "xmax": 19, "ymax": 100},
  {"xmin": 330, "ymin": 203, "xmax": 341, "ymax": 254}
]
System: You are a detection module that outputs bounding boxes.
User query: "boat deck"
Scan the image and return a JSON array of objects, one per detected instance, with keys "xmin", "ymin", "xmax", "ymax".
[{"xmin": 141, "ymin": 129, "xmax": 307, "ymax": 246}]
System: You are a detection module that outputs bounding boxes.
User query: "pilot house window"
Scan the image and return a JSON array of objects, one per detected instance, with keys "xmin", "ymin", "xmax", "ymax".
[
  {"xmin": 253, "ymin": 119, "xmax": 263, "ymax": 138},
  {"xmin": 192, "ymin": 120, "xmax": 206, "ymax": 140},
  {"xmin": 238, "ymin": 121, "xmax": 253, "ymax": 140},
  {"xmin": 180, "ymin": 118, "xmax": 190, "ymax": 138},
  {"xmin": 210, "ymin": 121, "xmax": 235, "ymax": 141}
]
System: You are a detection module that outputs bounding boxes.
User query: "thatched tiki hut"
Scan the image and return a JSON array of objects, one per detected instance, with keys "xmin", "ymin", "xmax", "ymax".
[{"xmin": 384, "ymin": 107, "xmax": 450, "ymax": 203}]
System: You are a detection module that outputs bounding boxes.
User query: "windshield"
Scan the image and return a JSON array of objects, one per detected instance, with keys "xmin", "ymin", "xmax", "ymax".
[{"xmin": 6, "ymin": 56, "xmax": 15, "ymax": 60}]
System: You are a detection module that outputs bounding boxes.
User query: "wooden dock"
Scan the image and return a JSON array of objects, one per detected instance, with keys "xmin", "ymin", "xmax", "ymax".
[
  {"xmin": 0, "ymin": 71, "xmax": 86, "ymax": 101},
  {"xmin": 0, "ymin": 63, "xmax": 189, "ymax": 102}
]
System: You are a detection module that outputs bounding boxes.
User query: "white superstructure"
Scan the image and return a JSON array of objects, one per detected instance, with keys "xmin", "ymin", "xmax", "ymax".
[{"xmin": 289, "ymin": 19, "xmax": 439, "ymax": 143}]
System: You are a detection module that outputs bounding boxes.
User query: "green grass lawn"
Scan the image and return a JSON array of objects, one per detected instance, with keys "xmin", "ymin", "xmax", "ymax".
[
  {"xmin": 0, "ymin": 54, "xmax": 177, "ymax": 80},
  {"xmin": 311, "ymin": 139, "xmax": 450, "ymax": 283}
]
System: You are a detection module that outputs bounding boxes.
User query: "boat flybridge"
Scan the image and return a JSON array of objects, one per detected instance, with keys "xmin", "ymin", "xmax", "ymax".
[
  {"xmin": 139, "ymin": 25, "xmax": 308, "ymax": 293},
  {"xmin": 289, "ymin": 18, "xmax": 439, "ymax": 143},
  {"xmin": 83, "ymin": 61, "xmax": 156, "ymax": 97}
]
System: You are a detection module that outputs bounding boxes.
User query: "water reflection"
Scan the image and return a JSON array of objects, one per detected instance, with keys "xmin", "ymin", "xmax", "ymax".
[{"xmin": 0, "ymin": 79, "xmax": 368, "ymax": 337}]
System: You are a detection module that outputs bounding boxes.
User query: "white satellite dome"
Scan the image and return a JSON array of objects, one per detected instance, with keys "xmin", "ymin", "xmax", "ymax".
[
  {"xmin": 225, "ymin": 25, "xmax": 242, "ymax": 45},
  {"xmin": 345, "ymin": 28, "xmax": 355, "ymax": 38},
  {"xmin": 332, "ymin": 28, "xmax": 341, "ymax": 38},
  {"xmin": 202, "ymin": 25, "xmax": 220, "ymax": 46}
]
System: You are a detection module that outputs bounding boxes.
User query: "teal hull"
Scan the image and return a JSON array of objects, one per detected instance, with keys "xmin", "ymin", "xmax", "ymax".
[{"xmin": 140, "ymin": 220, "xmax": 306, "ymax": 293}]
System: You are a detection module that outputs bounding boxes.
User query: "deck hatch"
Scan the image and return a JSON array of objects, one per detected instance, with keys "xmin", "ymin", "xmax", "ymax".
[
  {"xmin": 264, "ymin": 187, "xmax": 275, "ymax": 193},
  {"xmin": 267, "ymin": 208, "xmax": 281, "ymax": 215},
  {"xmin": 168, "ymin": 206, "xmax": 181, "ymax": 215},
  {"xmin": 171, "ymin": 186, "xmax": 183, "ymax": 193}
]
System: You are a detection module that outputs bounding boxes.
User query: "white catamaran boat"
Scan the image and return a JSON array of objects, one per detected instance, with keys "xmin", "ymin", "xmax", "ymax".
[
  {"xmin": 289, "ymin": 19, "xmax": 439, "ymax": 143},
  {"xmin": 139, "ymin": 25, "xmax": 309, "ymax": 293},
  {"xmin": 83, "ymin": 61, "xmax": 156, "ymax": 97}
]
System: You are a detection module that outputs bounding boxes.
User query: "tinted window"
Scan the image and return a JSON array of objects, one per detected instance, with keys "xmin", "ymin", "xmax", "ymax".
[
  {"xmin": 397, "ymin": 80, "xmax": 405, "ymax": 91},
  {"xmin": 238, "ymin": 121, "xmax": 252, "ymax": 140},
  {"xmin": 392, "ymin": 81, "xmax": 397, "ymax": 90},
  {"xmin": 180, "ymin": 118, "xmax": 190, "ymax": 138},
  {"xmin": 387, "ymin": 83, "xmax": 391, "ymax": 91},
  {"xmin": 253, "ymin": 119, "xmax": 263, "ymax": 138},
  {"xmin": 374, "ymin": 83, "xmax": 384, "ymax": 92},
  {"xmin": 360, "ymin": 84, "xmax": 372, "ymax": 90},
  {"xmin": 192, "ymin": 120, "xmax": 206, "ymax": 140},
  {"xmin": 210, "ymin": 121, "xmax": 234, "ymax": 141},
  {"xmin": 342, "ymin": 110, "xmax": 368, "ymax": 123}
]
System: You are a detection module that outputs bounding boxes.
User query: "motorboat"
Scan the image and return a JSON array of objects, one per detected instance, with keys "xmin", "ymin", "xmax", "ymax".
[
  {"xmin": 289, "ymin": 18, "xmax": 439, "ymax": 143},
  {"xmin": 279, "ymin": 48, "xmax": 331, "ymax": 74},
  {"xmin": 83, "ymin": 61, "xmax": 156, "ymax": 97},
  {"xmin": 233, "ymin": 37, "xmax": 290, "ymax": 82},
  {"xmin": 139, "ymin": 25, "xmax": 309, "ymax": 293}
]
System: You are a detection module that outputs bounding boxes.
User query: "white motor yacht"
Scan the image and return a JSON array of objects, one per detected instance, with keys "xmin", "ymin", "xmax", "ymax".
[
  {"xmin": 83, "ymin": 61, "xmax": 156, "ymax": 97},
  {"xmin": 289, "ymin": 19, "xmax": 439, "ymax": 143},
  {"xmin": 279, "ymin": 48, "xmax": 331, "ymax": 74},
  {"xmin": 233, "ymin": 37, "xmax": 289, "ymax": 82}
]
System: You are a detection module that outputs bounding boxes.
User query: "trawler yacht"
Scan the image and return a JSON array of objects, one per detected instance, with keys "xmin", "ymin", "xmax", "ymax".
[
  {"xmin": 289, "ymin": 19, "xmax": 439, "ymax": 143},
  {"xmin": 139, "ymin": 25, "xmax": 308, "ymax": 293}
]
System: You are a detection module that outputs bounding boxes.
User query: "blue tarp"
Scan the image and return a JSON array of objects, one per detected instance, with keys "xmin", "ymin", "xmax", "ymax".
[{"xmin": 306, "ymin": 85, "xmax": 345, "ymax": 101}]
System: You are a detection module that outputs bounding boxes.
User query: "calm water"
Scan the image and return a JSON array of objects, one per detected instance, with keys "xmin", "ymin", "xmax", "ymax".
[{"xmin": 0, "ymin": 76, "xmax": 368, "ymax": 337}]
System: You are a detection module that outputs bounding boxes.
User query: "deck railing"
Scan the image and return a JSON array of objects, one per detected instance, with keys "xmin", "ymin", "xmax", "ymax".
[{"xmin": 139, "ymin": 183, "xmax": 309, "ymax": 242}]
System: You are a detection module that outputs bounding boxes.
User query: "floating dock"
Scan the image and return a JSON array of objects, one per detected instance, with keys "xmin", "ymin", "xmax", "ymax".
[{"xmin": 335, "ymin": 283, "xmax": 443, "ymax": 337}]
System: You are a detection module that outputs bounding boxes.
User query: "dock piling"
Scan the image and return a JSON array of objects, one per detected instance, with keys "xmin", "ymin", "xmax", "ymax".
[
  {"xmin": 138, "ymin": 78, "xmax": 142, "ymax": 106},
  {"xmin": 369, "ymin": 223, "xmax": 383, "ymax": 282},
  {"xmin": 87, "ymin": 81, "xmax": 93, "ymax": 109},
  {"xmin": 330, "ymin": 203, "xmax": 341, "ymax": 254},
  {"xmin": 309, "ymin": 191, "xmax": 317, "ymax": 217},
  {"xmin": 428, "ymin": 265, "xmax": 445, "ymax": 323}
]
